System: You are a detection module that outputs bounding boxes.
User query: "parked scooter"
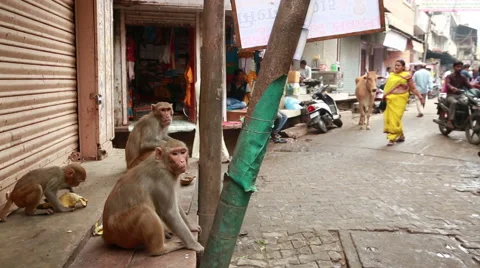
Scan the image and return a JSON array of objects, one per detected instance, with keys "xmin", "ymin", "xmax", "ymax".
[
  {"xmin": 300, "ymin": 85, "xmax": 343, "ymax": 133},
  {"xmin": 433, "ymin": 88, "xmax": 480, "ymax": 145}
]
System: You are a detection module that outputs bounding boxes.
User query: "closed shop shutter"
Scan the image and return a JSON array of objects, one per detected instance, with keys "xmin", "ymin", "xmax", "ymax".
[
  {"xmin": 0, "ymin": 0, "xmax": 78, "ymax": 203},
  {"xmin": 340, "ymin": 35, "xmax": 361, "ymax": 94}
]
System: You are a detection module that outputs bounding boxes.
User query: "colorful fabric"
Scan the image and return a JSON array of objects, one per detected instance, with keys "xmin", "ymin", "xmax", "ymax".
[
  {"xmin": 383, "ymin": 71, "xmax": 411, "ymax": 141},
  {"xmin": 184, "ymin": 64, "xmax": 194, "ymax": 108}
]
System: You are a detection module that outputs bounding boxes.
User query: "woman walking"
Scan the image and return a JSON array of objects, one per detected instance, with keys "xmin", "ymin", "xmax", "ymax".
[{"xmin": 383, "ymin": 60, "xmax": 425, "ymax": 146}]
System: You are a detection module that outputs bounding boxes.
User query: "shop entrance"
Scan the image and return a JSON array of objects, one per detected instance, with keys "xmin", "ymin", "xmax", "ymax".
[{"xmin": 125, "ymin": 25, "xmax": 195, "ymax": 123}]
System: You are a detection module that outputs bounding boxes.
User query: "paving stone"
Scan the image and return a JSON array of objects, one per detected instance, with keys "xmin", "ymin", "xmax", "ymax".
[
  {"xmin": 266, "ymin": 250, "xmax": 282, "ymax": 259},
  {"xmin": 316, "ymin": 260, "xmax": 336, "ymax": 268},
  {"xmin": 271, "ymin": 257, "xmax": 301, "ymax": 266},
  {"xmin": 286, "ymin": 262, "xmax": 319, "ymax": 268},
  {"xmin": 327, "ymin": 251, "xmax": 343, "ymax": 262},
  {"xmin": 237, "ymin": 258, "xmax": 268, "ymax": 267},
  {"xmin": 289, "ymin": 233, "xmax": 305, "ymax": 241},
  {"xmin": 298, "ymin": 252, "xmax": 331, "ymax": 263},
  {"xmin": 292, "ymin": 240, "xmax": 307, "ymax": 249},
  {"xmin": 296, "ymin": 246, "xmax": 312, "ymax": 254},
  {"xmin": 307, "ymin": 237, "xmax": 322, "ymax": 245},
  {"xmin": 310, "ymin": 243, "xmax": 341, "ymax": 253},
  {"xmin": 283, "ymin": 249, "xmax": 300, "ymax": 258}
]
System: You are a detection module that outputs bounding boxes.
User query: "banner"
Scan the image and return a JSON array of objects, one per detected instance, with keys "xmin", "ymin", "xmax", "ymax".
[{"xmin": 231, "ymin": 0, "xmax": 385, "ymax": 50}]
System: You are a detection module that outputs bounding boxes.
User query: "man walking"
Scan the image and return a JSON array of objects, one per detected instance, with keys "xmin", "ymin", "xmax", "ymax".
[{"xmin": 413, "ymin": 64, "xmax": 432, "ymax": 117}]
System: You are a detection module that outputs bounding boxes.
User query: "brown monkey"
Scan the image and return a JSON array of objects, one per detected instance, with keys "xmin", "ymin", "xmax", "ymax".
[
  {"xmin": 125, "ymin": 102, "xmax": 173, "ymax": 170},
  {"xmin": 128, "ymin": 150, "xmax": 154, "ymax": 170},
  {"xmin": 0, "ymin": 164, "xmax": 87, "ymax": 222},
  {"xmin": 102, "ymin": 139, "xmax": 203, "ymax": 256}
]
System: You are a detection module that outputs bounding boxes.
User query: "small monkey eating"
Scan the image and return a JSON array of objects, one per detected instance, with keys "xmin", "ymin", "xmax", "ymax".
[
  {"xmin": 0, "ymin": 164, "xmax": 87, "ymax": 222},
  {"xmin": 102, "ymin": 139, "xmax": 203, "ymax": 256},
  {"xmin": 125, "ymin": 102, "xmax": 174, "ymax": 170}
]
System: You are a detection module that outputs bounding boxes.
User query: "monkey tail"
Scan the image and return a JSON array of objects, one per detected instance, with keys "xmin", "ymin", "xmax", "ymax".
[{"xmin": 0, "ymin": 193, "xmax": 13, "ymax": 222}]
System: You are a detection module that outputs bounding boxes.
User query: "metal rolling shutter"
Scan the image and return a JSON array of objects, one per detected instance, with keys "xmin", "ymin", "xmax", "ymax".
[
  {"xmin": 0, "ymin": 0, "xmax": 78, "ymax": 202},
  {"xmin": 340, "ymin": 35, "xmax": 361, "ymax": 94}
]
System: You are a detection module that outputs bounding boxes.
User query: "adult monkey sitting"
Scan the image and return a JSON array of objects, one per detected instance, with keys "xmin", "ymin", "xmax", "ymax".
[
  {"xmin": 125, "ymin": 102, "xmax": 173, "ymax": 169},
  {"xmin": 102, "ymin": 139, "xmax": 203, "ymax": 256}
]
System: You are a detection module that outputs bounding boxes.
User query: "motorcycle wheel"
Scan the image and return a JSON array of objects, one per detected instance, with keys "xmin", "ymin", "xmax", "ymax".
[
  {"xmin": 465, "ymin": 117, "xmax": 480, "ymax": 145},
  {"xmin": 333, "ymin": 118, "xmax": 343, "ymax": 128},
  {"xmin": 438, "ymin": 112, "xmax": 452, "ymax": 136},
  {"xmin": 314, "ymin": 118, "xmax": 328, "ymax": 133}
]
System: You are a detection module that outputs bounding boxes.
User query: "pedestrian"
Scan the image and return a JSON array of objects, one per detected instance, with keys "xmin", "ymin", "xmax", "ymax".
[
  {"xmin": 271, "ymin": 111, "xmax": 288, "ymax": 143},
  {"xmin": 385, "ymin": 67, "xmax": 391, "ymax": 79},
  {"xmin": 413, "ymin": 64, "xmax": 432, "ymax": 117},
  {"xmin": 461, "ymin": 64, "xmax": 473, "ymax": 82},
  {"xmin": 383, "ymin": 60, "xmax": 425, "ymax": 146},
  {"xmin": 444, "ymin": 61, "xmax": 473, "ymax": 129}
]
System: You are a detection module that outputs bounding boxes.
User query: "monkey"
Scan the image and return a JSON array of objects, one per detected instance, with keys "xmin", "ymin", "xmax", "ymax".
[
  {"xmin": 0, "ymin": 164, "xmax": 87, "ymax": 222},
  {"xmin": 125, "ymin": 102, "xmax": 174, "ymax": 170},
  {"xmin": 128, "ymin": 150, "xmax": 154, "ymax": 170},
  {"xmin": 102, "ymin": 139, "xmax": 204, "ymax": 256}
]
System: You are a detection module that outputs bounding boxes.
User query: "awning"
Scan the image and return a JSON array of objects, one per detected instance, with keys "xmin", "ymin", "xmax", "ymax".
[
  {"xmin": 412, "ymin": 40, "xmax": 424, "ymax": 53},
  {"xmin": 426, "ymin": 50, "xmax": 457, "ymax": 65},
  {"xmin": 383, "ymin": 30, "xmax": 407, "ymax": 51}
]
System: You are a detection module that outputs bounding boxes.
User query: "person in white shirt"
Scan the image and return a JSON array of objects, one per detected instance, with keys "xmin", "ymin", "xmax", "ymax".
[{"xmin": 300, "ymin": 60, "xmax": 312, "ymax": 82}]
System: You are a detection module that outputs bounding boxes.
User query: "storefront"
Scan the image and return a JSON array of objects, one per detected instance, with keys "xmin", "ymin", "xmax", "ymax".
[{"xmin": 112, "ymin": 4, "xmax": 199, "ymax": 133}]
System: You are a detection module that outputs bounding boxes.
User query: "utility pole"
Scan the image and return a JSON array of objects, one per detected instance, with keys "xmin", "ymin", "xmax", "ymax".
[
  {"xmin": 198, "ymin": 0, "xmax": 224, "ymax": 247},
  {"xmin": 423, "ymin": 11, "xmax": 432, "ymax": 62},
  {"xmin": 199, "ymin": 1, "xmax": 311, "ymax": 267}
]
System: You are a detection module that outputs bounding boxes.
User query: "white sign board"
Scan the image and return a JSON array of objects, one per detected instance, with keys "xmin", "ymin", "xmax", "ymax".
[
  {"xmin": 231, "ymin": 0, "xmax": 385, "ymax": 50},
  {"xmin": 416, "ymin": 0, "xmax": 480, "ymax": 11}
]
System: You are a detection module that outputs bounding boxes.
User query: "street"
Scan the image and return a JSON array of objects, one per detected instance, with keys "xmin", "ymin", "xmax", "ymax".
[{"xmin": 231, "ymin": 100, "xmax": 480, "ymax": 268}]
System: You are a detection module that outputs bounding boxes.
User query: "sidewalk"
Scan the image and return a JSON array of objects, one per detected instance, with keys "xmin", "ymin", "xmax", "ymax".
[{"xmin": 0, "ymin": 149, "xmax": 200, "ymax": 268}]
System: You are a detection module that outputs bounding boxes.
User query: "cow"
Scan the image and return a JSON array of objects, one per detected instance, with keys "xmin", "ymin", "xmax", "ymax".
[{"xmin": 355, "ymin": 71, "xmax": 383, "ymax": 130}]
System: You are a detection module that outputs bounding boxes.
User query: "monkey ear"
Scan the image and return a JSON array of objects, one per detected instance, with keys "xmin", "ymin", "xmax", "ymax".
[
  {"xmin": 151, "ymin": 104, "xmax": 155, "ymax": 112},
  {"xmin": 155, "ymin": 147, "xmax": 163, "ymax": 160},
  {"xmin": 66, "ymin": 168, "xmax": 75, "ymax": 177}
]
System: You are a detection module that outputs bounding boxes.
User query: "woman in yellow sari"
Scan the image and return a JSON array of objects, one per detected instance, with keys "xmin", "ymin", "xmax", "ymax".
[{"xmin": 383, "ymin": 60, "xmax": 424, "ymax": 146}]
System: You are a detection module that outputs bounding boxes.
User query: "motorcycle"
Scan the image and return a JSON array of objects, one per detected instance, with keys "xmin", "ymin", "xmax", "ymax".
[
  {"xmin": 373, "ymin": 83, "xmax": 385, "ymax": 114},
  {"xmin": 300, "ymin": 85, "xmax": 343, "ymax": 133},
  {"xmin": 433, "ymin": 88, "xmax": 480, "ymax": 145}
]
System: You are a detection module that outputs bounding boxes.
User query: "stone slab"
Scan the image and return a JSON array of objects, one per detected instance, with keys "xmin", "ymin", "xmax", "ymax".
[
  {"xmin": 350, "ymin": 231, "xmax": 478, "ymax": 268},
  {"xmin": 282, "ymin": 123, "xmax": 309, "ymax": 139},
  {"xmin": 338, "ymin": 231, "xmax": 362, "ymax": 268}
]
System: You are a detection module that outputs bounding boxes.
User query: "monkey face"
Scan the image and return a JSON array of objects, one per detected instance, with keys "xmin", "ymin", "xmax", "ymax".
[
  {"xmin": 152, "ymin": 102, "xmax": 173, "ymax": 127},
  {"xmin": 159, "ymin": 107, "xmax": 172, "ymax": 127},
  {"xmin": 168, "ymin": 147, "xmax": 188, "ymax": 176}
]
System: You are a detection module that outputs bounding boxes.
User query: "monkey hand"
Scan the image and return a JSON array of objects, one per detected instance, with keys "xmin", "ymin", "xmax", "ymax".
[{"xmin": 189, "ymin": 224, "xmax": 202, "ymax": 233}]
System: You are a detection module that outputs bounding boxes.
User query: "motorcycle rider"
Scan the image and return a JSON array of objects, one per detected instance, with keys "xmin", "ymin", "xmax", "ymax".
[{"xmin": 445, "ymin": 61, "xmax": 473, "ymax": 129}]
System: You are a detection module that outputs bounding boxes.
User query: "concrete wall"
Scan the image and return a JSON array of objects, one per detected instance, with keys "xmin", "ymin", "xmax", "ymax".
[
  {"xmin": 384, "ymin": 42, "xmax": 414, "ymax": 70},
  {"xmin": 384, "ymin": 0, "xmax": 415, "ymax": 35},
  {"xmin": 302, "ymin": 39, "xmax": 338, "ymax": 68}
]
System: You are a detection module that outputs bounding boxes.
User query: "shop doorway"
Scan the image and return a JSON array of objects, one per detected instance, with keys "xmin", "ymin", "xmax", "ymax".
[{"xmin": 125, "ymin": 25, "xmax": 196, "ymax": 124}]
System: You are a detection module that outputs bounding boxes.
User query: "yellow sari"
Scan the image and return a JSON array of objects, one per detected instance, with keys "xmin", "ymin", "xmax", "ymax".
[{"xmin": 383, "ymin": 71, "xmax": 411, "ymax": 141}]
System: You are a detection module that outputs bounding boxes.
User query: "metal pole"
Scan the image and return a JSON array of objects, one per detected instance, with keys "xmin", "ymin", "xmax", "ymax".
[
  {"xmin": 199, "ymin": 1, "xmax": 311, "ymax": 267},
  {"xmin": 198, "ymin": 0, "xmax": 225, "ymax": 247}
]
